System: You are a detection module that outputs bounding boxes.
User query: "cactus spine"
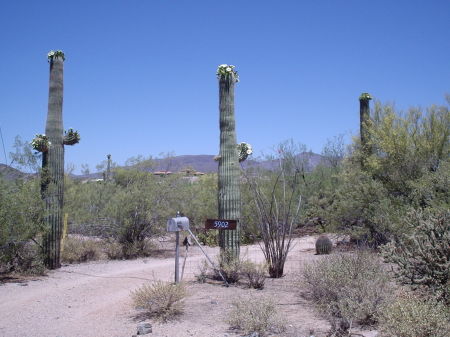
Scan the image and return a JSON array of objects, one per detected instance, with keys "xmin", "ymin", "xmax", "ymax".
[
  {"xmin": 217, "ymin": 64, "xmax": 241, "ymax": 259},
  {"xmin": 315, "ymin": 235, "xmax": 332, "ymax": 255},
  {"xmin": 39, "ymin": 51, "xmax": 79, "ymax": 269},
  {"xmin": 359, "ymin": 92, "xmax": 372, "ymax": 166}
]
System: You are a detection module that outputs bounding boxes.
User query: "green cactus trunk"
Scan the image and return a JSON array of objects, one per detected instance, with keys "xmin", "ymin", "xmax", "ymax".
[
  {"xmin": 42, "ymin": 56, "xmax": 65, "ymax": 269},
  {"xmin": 359, "ymin": 94, "xmax": 372, "ymax": 166},
  {"xmin": 106, "ymin": 154, "xmax": 112, "ymax": 181},
  {"xmin": 218, "ymin": 73, "xmax": 240, "ymax": 260}
]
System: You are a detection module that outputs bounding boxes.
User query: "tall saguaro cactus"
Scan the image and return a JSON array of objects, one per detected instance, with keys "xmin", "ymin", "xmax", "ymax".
[
  {"xmin": 359, "ymin": 92, "xmax": 372, "ymax": 166},
  {"xmin": 217, "ymin": 64, "xmax": 241, "ymax": 259},
  {"xmin": 32, "ymin": 51, "xmax": 80, "ymax": 269}
]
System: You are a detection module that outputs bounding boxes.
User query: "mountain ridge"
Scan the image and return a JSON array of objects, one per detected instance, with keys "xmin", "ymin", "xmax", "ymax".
[{"xmin": 1, "ymin": 152, "xmax": 326, "ymax": 181}]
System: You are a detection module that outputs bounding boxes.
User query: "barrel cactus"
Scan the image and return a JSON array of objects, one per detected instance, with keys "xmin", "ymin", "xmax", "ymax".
[
  {"xmin": 33, "ymin": 50, "xmax": 80, "ymax": 269},
  {"xmin": 315, "ymin": 235, "xmax": 332, "ymax": 255},
  {"xmin": 359, "ymin": 92, "xmax": 372, "ymax": 165},
  {"xmin": 217, "ymin": 64, "xmax": 241, "ymax": 259}
]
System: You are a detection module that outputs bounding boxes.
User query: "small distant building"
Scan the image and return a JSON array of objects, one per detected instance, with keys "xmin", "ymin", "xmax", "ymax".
[
  {"xmin": 180, "ymin": 168, "xmax": 205, "ymax": 176},
  {"xmin": 153, "ymin": 171, "xmax": 173, "ymax": 177}
]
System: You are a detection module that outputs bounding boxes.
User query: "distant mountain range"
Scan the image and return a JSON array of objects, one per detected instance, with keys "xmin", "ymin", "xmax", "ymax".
[{"xmin": 0, "ymin": 152, "xmax": 326, "ymax": 181}]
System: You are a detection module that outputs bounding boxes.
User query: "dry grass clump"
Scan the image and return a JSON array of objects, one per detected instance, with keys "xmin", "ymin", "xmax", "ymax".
[
  {"xmin": 131, "ymin": 281, "xmax": 186, "ymax": 321},
  {"xmin": 103, "ymin": 239, "xmax": 124, "ymax": 260},
  {"xmin": 61, "ymin": 236, "xmax": 102, "ymax": 263},
  {"xmin": 241, "ymin": 260, "xmax": 267, "ymax": 289},
  {"xmin": 302, "ymin": 251, "xmax": 391, "ymax": 333},
  {"xmin": 213, "ymin": 253, "xmax": 242, "ymax": 284},
  {"xmin": 227, "ymin": 295, "xmax": 286, "ymax": 336},
  {"xmin": 194, "ymin": 259, "xmax": 209, "ymax": 283},
  {"xmin": 197, "ymin": 256, "xmax": 267, "ymax": 288},
  {"xmin": 378, "ymin": 290, "xmax": 450, "ymax": 337}
]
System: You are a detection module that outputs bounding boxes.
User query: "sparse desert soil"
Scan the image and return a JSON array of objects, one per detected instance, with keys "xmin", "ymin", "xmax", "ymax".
[{"xmin": 0, "ymin": 236, "xmax": 379, "ymax": 337}]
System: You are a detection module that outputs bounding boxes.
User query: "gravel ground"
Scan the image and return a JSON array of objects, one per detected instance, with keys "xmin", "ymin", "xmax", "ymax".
[{"xmin": 0, "ymin": 236, "xmax": 379, "ymax": 337}]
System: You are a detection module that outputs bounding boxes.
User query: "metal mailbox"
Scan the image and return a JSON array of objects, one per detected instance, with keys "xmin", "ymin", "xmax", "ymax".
[{"xmin": 167, "ymin": 217, "xmax": 190, "ymax": 232}]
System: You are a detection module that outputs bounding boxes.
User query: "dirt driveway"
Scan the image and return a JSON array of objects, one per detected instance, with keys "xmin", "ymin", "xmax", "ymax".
[{"xmin": 0, "ymin": 236, "xmax": 378, "ymax": 337}]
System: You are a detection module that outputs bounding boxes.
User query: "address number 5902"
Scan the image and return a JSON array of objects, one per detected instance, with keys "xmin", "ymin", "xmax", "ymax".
[{"xmin": 214, "ymin": 221, "xmax": 229, "ymax": 228}]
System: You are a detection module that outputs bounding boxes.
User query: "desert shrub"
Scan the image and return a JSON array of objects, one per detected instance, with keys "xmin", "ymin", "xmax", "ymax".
[
  {"xmin": 61, "ymin": 236, "xmax": 102, "ymax": 263},
  {"xmin": 194, "ymin": 259, "xmax": 209, "ymax": 283},
  {"xmin": 241, "ymin": 260, "xmax": 266, "ymax": 289},
  {"xmin": 1, "ymin": 242, "xmax": 46, "ymax": 275},
  {"xmin": 0, "ymin": 177, "xmax": 45, "ymax": 273},
  {"xmin": 214, "ymin": 253, "xmax": 242, "ymax": 283},
  {"xmin": 131, "ymin": 281, "xmax": 186, "ymax": 321},
  {"xmin": 103, "ymin": 238, "xmax": 155, "ymax": 260},
  {"xmin": 197, "ymin": 230, "xmax": 218, "ymax": 246},
  {"xmin": 381, "ymin": 209, "xmax": 450, "ymax": 304},
  {"xmin": 227, "ymin": 296, "xmax": 286, "ymax": 336},
  {"xmin": 378, "ymin": 291, "xmax": 450, "ymax": 337},
  {"xmin": 103, "ymin": 239, "xmax": 124, "ymax": 259},
  {"xmin": 244, "ymin": 140, "xmax": 305, "ymax": 278},
  {"xmin": 313, "ymin": 100, "xmax": 450, "ymax": 247},
  {"xmin": 302, "ymin": 251, "xmax": 391, "ymax": 332},
  {"xmin": 121, "ymin": 240, "xmax": 155, "ymax": 259}
]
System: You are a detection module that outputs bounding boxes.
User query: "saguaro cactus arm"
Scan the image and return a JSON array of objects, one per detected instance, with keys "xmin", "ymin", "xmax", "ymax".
[{"xmin": 63, "ymin": 128, "xmax": 80, "ymax": 145}]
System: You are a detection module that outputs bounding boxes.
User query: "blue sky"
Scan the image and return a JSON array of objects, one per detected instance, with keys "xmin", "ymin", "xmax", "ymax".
[{"xmin": 1, "ymin": 0, "xmax": 449, "ymax": 173}]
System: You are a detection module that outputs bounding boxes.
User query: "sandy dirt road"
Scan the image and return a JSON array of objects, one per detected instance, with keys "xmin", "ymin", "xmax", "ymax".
[
  {"xmin": 0, "ymin": 241, "xmax": 219, "ymax": 337},
  {"xmin": 0, "ymin": 237, "xmax": 372, "ymax": 337}
]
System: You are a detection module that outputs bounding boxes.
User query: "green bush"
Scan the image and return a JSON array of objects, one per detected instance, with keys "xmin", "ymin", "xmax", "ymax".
[
  {"xmin": 311, "ymin": 100, "xmax": 450, "ymax": 247},
  {"xmin": 378, "ymin": 291, "xmax": 450, "ymax": 337},
  {"xmin": 382, "ymin": 209, "xmax": 450, "ymax": 304},
  {"xmin": 61, "ymin": 236, "xmax": 102, "ymax": 263},
  {"xmin": 197, "ymin": 230, "xmax": 218, "ymax": 246},
  {"xmin": 0, "ymin": 177, "xmax": 45, "ymax": 273},
  {"xmin": 227, "ymin": 296, "xmax": 286, "ymax": 336},
  {"xmin": 131, "ymin": 281, "xmax": 186, "ymax": 321},
  {"xmin": 302, "ymin": 251, "xmax": 392, "ymax": 332}
]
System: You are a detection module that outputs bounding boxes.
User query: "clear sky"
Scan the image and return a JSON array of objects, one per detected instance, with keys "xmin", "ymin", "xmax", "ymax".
[{"xmin": 1, "ymin": 0, "xmax": 449, "ymax": 173}]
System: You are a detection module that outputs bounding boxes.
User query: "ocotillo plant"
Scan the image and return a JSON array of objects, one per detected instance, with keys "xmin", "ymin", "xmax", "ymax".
[
  {"xmin": 217, "ymin": 64, "xmax": 241, "ymax": 259},
  {"xmin": 359, "ymin": 92, "xmax": 372, "ymax": 166},
  {"xmin": 32, "ymin": 50, "xmax": 80, "ymax": 269}
]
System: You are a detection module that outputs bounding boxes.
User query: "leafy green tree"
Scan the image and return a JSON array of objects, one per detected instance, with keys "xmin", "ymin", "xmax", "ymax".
[
  {"xmin": 318, "ymin": 98, "xmax": 449, "ymax": 245},
  {"xmin": 0, "ymin": 177, "xmax": 44, "ymax": 272}
]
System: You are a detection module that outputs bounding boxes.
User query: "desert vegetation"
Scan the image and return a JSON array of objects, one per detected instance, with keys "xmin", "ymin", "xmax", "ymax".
[{"xmin": 1, "ymin": 56, "xmax": 449, "ymax": 336}]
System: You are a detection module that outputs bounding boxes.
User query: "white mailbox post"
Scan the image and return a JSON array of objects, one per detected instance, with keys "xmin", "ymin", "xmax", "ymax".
[
  {"xmin": 167, "ymin": 214, "xmax": 189, "ymax": 283},
  {"xmin": 166, "ymin": 213, "xmax": 229, "ymax": 286},
  {"xmin": 166, "ymin": 217, "xmax": 190, "ymax": 232}
]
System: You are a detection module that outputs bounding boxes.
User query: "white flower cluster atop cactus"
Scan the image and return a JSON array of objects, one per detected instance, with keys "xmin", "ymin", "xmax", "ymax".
[
  {"xmin": 31, "ymin": 134, "xmax": 51, "ymax": 152},
  {"xmin": 359, "ymin": 92, "xmax": 372, "ymax": 100},
  {"xmin": 47, "ymin": 50, "xmax": 65, "ymax": 61},
  {"xmin": 216, "ymin": 64, "xmax": 239, "ymax": 82},
  {"xmin": 237, "ymin": 142, "xmax": 252, "ymax": 162}
]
